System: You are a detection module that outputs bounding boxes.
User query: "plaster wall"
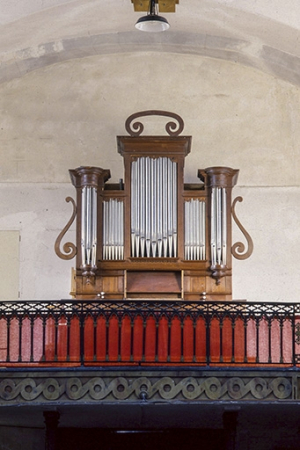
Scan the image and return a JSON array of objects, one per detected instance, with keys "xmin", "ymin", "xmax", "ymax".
[{"xmin": 0, "ymin": 52, "xmax": 299, "ymax": 301}]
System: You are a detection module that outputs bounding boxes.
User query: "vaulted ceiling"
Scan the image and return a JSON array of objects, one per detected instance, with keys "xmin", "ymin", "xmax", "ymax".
[
  {"xmin": 1, "ymin": 1, "xmax": 300, "ymax": 303},
  {"xmin": 1, "ymin": 0, "xmax": 300, "ymax": 86}
]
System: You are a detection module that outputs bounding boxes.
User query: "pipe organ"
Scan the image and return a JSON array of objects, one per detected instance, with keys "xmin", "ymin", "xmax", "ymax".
[{"xmin": 55, "ymin": 111, "xmax": 253, "ymax": 300}]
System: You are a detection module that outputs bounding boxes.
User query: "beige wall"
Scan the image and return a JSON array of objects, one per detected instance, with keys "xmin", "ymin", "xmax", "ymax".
[
  {"xmin": 0, "ymin": 52, "xmax": 299, "ymax": 301},
  {"xmin": 0, "ymin": 231, "xmax": 19, "ymax": 300}
]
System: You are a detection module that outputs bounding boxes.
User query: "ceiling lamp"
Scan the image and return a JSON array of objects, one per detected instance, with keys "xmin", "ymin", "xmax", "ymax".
[{"xmin": 135, "ymin": 0, "xmax": 170, "ymax": 32}]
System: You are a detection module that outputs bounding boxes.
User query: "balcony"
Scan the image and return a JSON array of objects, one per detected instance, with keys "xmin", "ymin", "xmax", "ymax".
[
  {"xmin": 1, "ymin": 299, "xmax": 300, "ymax": 449},
  {"xmin": 0, "ymin": 299, "xmax": 299, "ymax": 367}
]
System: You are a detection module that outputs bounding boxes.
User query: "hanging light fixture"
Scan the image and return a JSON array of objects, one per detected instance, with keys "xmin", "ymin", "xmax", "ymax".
[{"xmin": 135, "ymin": 0, "xmax": 170, "ymax": 32}]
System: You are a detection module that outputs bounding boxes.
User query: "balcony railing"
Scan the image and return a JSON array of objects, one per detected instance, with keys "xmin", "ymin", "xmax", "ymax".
[{"xmin": 0, "ymin": 300, "xmax": 299, "ymax": 367}]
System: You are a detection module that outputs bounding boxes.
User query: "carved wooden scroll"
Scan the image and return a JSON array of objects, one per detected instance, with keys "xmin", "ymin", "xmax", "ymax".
[
  {"xmin": 54, "ymin": 197, "xmax": 77, "ymax": 260},
  {"xmin": 125, "ymin": 110, "xmax": 185, "ymax": 137},
  {"xmin": 231, "ymin": 196, "xmax": 254, "ymax": 260}
]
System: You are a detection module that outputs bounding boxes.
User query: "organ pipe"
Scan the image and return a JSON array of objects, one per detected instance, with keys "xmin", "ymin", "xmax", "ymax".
[
  {"xmin": 81, "ymin": 186, "xmax": 98, "ymax": 267},
  {"xmin": 184, "ymin": 199, "xmax": 206, "ymax": 260},
  {"xmin": 210, "ymin": 187, "xmax": 226, "ymax": 266},
  {"xmin": 103, "ymin": 199, "xmax": 124, "ymax": 260},
  {"xmin": 131, "ymin": 156, "xmax": 177, "ymax": 258}
]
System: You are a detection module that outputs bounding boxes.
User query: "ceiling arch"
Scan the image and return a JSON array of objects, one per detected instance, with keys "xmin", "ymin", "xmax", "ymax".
[{"xmin": 1, "ymin": 0, "xmax": 300, "ymax": 86}]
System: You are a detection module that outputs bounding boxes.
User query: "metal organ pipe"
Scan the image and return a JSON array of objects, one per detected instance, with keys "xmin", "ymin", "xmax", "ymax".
[
  {"xmin": 102, "ymin": 199, "xmax": 124, "ymax": 260},
  {"xmin": 162, "ymin": 158, "xmax": 168, "ymax": 257},
  {"xmin": 145, "ymin": 157, "xmax": 151, "ymax": 258},
  {"xmin": 119, "ymin": 200, "xmax": 124, "ymax": 260},
  {"xmin": 157, "ymin": 157, "xmax": 163, "ymax": 257},
  {"xmin": 151, "ymin": 158, "xmax": 157, "ymax": 257},
  {"xmin": 131, "ymin": 156, "xmax": 177, "ymax": 258},
  {"xmin": 211, "ymin": 187, "xmax": 227, "ymax": 265},
  {"xmin": 172, "ymin": 161, "xmax": 177, "ymax": 256},
  {"xmin": 184, "ymin": 199, "xmax": 206, "ymax": 260},
  {"xmin": 221, "ymin": 188, "xmax": 227, "ymax": 265},
  {"xmin": 139, "ymin": 157, "xmax": 146, "ymax": 257},
  {"xmin": 131, "ymin": 159, "xmax": 138, "ymax": 258},
  {"xmin": 81, "ymin": 186, "xmax": 97, "ymax": 268}
]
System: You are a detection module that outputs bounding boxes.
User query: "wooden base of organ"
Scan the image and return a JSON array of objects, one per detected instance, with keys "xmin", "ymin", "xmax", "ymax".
[
  {"xmin": 72, "ymin": 269, "xmax": 232, "ymax": 301},
  {"xmin": 56, "ymin": 111, "xmax": 252, "ymax": 301}
]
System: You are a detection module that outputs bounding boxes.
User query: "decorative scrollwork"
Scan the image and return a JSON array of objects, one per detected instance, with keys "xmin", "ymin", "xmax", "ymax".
[
  {"xmin": 295, "ymin": 322, "xmax": 300, "ymax": 345},
  {"xmin": 54, "ymin": 197, "xmax": 77, "ymax": 260},
  {"xmin": 125, "ymin": 110, "xmax": 185, "ymax": 137},
  {"xmin": 0, "ymin": 376, "xmax": 292, "ymax": 403},
  {"xmin": 231, "ymin": 196, "xmax": 254, "ymax": 260}
]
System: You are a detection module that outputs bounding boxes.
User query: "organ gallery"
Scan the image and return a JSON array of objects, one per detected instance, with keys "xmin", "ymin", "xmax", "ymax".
[{"xmin": 55, "ymin": 111, "xmax": 253, "ymax": 300}]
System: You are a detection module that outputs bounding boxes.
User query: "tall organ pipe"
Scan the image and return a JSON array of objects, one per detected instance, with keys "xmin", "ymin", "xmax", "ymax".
[
  {"xmin": 81, "ymin": 186, "xmax": 98, "ymax": 267},
  {"xmin": 131, "ymin": 156, "xmax": 178, "ymax": 258},
  {"xmin": 103, "ymin": 199, "xmax": 124, "ymax": 260},
  {"xmin": 211, "ymin": 187, "xmax": 227, "ymax": 265},
  {"xmin": 184, "ymin": 199, "xmax": 206, "ymax": 260}
]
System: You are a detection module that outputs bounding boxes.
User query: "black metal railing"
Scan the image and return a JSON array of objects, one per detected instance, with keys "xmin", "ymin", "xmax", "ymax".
[{"xmin": 0, "ymin": 300, "xmax": 299, "ymax": 367}]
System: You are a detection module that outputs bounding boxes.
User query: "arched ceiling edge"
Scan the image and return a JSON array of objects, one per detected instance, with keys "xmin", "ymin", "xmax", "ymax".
[{"xmin": 1, "ymin": 31, "xmax": 300, "ymax": 87}]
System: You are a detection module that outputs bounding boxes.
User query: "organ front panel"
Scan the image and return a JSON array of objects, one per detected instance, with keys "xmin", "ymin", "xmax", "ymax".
[{"xmin": 55, "ymin": 111, "xmax": 253, "ymax": 301}]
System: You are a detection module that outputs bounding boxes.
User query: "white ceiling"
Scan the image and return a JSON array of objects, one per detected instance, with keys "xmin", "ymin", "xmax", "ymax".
[{"xmin": 1, "ymin": 0, "xmax": 300, "ymax": 86}]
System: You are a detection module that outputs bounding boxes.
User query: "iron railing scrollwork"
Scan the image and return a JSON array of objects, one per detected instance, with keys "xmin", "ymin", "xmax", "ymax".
[{"xmin": 0, "ymin": 300, "xmax": 299, "ymax": 367}]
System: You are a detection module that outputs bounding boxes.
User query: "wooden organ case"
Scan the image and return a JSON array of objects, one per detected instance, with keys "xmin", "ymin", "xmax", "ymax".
[{"xmin": 55, "ymin": 111, "xmax": 253, "ymax": 301}]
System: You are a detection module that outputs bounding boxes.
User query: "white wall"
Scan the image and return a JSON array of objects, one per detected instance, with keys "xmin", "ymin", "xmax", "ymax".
[{"xmin": 0, "ymin": 52, "xmax": 299, "ymax": 301}]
